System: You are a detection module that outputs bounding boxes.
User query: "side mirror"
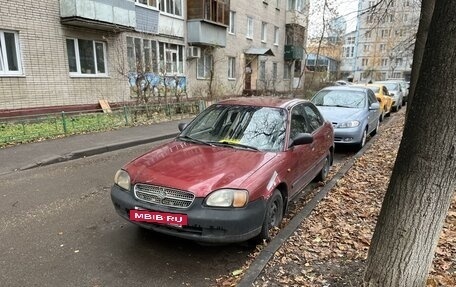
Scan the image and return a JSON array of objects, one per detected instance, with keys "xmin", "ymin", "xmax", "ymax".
[
  {"xmin": 178, "ymin": 123, "xmax": 187, "ymax": 132},
  {"xmin": 370, "ymin": 102, "xmax": 380, "ymax": 110},
  {"xmin": 289, "ymin": 133, "xmax": 313, "ymax": 147}
]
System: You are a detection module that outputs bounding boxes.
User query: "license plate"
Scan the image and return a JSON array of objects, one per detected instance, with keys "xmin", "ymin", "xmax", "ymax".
[{"xmin": 130, "ymin": 210, "xmax": 188, "ymax": 226}]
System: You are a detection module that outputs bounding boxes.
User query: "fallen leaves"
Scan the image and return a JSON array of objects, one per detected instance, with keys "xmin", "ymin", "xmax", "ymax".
[{"xmin": 215, "ymin": 111, "xmax": 456, "ymax": 286}]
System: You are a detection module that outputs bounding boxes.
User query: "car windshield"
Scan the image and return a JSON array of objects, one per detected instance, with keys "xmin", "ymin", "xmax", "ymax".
[
  {"xmin": 179, "ymin": 104, "xmax": 287, "ymax": 152},
  {"xmin": 383, "ymin": 83, "xmax": 399, "ymax": 91},
  {"xmin": 312, "ymin": 90, "xmax": 366, "ymax": 108}
]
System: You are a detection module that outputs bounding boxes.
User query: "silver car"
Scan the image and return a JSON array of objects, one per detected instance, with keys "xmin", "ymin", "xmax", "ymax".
[
  {"xmin": 311, "ymin": 86, "xmax": 381, "ymax": 150},
  {"xmin": 375, "ymin": 80, "xmax": 404, "ymax": 111}
]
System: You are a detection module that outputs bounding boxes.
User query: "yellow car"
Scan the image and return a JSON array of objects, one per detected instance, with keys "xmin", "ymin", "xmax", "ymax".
[{"xmin": 354, "ymin": 84, "xmax": 393, "ymax": 122}]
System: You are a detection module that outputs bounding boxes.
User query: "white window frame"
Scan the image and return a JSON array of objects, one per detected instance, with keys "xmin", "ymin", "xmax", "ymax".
[
  {"xmin": 261, "ymin": 22, "xmax": 267, "ymax": 43},
  {"xmin": 159, "ymin": 0, "xmax": 183, "ymax": 17},
  {"xmin": 228, "ymin": 57, "xmax": 236, "ymax": 80},
  {"xmin": 274, "ymin": 26, "xmax": 279, "ymax": 45},
  {"xmin": 135, "ymin": 0, "xmax": 158, "ymax": 9},
  {"xmin": 246, "ymin": 16, "xmax": 254, "ymax": 39},
  {"xmin": 0, "ymin": 30, "xmax": 23, "ymax": 76},
  {"xmin": 229, "ymin": 11, "xmax": 236, "ymax": 34},
  {"xmin": 66, "ymin": 38, "xmax": 107, "ymax": 77},
  {"xmin": 197, "ymin": 49, "xmax": 213, "ymax": 79}
]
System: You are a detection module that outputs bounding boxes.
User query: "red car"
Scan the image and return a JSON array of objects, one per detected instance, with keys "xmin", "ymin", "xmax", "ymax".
[{"xmin": 111, "ymin": 97, "xmax": 334, "ymax": 243}]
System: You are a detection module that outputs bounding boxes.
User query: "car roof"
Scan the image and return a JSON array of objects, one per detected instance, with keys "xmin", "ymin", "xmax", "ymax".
[{"xmin": 217, "ymin": 97, "xmax": 309, "ymax": 109}]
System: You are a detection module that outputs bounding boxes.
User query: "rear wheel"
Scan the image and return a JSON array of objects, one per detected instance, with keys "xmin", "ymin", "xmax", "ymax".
[
  {"xmin": 255, "ymin": 190, "xmax": 283, "ymax": 242},
  {"xmin": 314, "ymin": 154, "xmax": 331, "ymax": 182}
]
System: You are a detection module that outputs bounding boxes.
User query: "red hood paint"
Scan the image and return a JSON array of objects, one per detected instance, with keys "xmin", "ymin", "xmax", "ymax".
[{"xmin": 124, "ymin": 140, "xmax": 277, "ymax": 197}]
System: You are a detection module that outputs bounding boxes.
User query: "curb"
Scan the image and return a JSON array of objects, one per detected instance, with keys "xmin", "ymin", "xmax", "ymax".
[
  {"xmin": 237, "ymin": 113, "xmax": 402, "ymax": 287},
  {"xmin": 18, "ymin": 133, "xmax": 178, "ymax": 172}
]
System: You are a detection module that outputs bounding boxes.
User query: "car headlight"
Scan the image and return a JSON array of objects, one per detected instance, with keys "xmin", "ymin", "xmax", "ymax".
[
  {"xmin": 337, "ymin": 120, "xmax": 360, "ymax": 128},
  {"xmin": 114, "ymin": 169, "xmax": 131, "ymax": 191},
  {"xmin": 205, "ymin": 189, "xmax": 248, "ymax": 208}
]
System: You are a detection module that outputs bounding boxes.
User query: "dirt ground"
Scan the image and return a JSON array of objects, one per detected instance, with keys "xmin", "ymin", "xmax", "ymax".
[{"xmin": 217, "ymin": 110, "xmax": 456, "ymax": 286}]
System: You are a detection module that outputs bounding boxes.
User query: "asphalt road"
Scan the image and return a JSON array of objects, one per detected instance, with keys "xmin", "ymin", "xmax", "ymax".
[{"xmin": 0, "ymin": 140, "xmax": 353, "ymax": 287}]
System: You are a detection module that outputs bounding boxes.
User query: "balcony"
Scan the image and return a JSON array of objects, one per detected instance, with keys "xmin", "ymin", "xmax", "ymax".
[
  {"xmin": 187, "ymin": 20, "xmax": 227, "ymax": 47},
  {"xmin": 284, "ymin": 45, "xmax": 304, "ymax": 60},
  {"xmin": 286, "ymin": 10, "xmax": 308, "ymax": 27},
  {"xmin": 60, "ymin": 0, "xmax": 136, "ymax": 31}
]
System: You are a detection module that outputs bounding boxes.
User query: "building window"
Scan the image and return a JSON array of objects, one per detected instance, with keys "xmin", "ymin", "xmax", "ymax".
[
  {"xmin": 362, "ymin": 58, "xmax": 369, "ymax": 66},
  {"xmin": 274, "ymin": 26, "xmax": 279, "ymax": 45},
  {"xmin": 197, "ymin": 49, "xmax": 213, "ymax": 79},
  {"xmin": 381, "ymin": 29, "xmax": 390, "ymax": 38},
  {"xmin": 272, "ymin": 62, "xmax": 278, "ymax": 79},
  {"xmin": 347, "ymin": 36, "xmax": 355, "ymax": 44},
  {"xmin": 127, "ymin": 37, "xmax": 182, "ymax": 74},
  {"xmin": 136, "ymin": 0, "xmax": 158, "ymax": 9},
  {"xmin": 228, "ymin": 57, "xmax": 235, "ymax": 79},
  {"xmin": 288, "ymin": 0, "xmax": 304, "ymax": 13},
  {"xmin": 381, "ymin": 58, "xmax": 388, "ymax": 66},
  {"xmin": 365, "ymin": 31, "xmax": 371, "ymax": 38},
  {"xmin": 246, "ymin": 16, "xmax": 254, "ymax": 39},
  {"xmin": 0, "ymin": 30, "xmax": 22, "ymax": 75},
  {"xmin": 261, "ymin": 22, "xmax": 267, "ymax": 42},
  {"xmin": 159, "ymin": 0, "xmax": 182, "ymax": 16},
  {"xmin": 66, "ymin": 38, "xmax": 106, "ymax": 75},
  {"xmin": 229, "ymin": 11, "xmax": 236, "ymax": 34},
  {"xmin": 379, "ymin": 44, "xmax": 386, "ymax": 52},
  {"xmin": 283, "ymin": 63, "xmax": 291, "ymax": 79},
  {"xmin": 259, "ymin": 61, "xmax": 266, "ymax": 80},
  {"xmin": 363, "ymin": 44, "xmax": 370, "ymax": 52}
]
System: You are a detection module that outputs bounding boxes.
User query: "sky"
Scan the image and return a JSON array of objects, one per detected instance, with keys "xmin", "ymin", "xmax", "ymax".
[{"xmin": 308, "ymin": 0, "xmax": 359, "ymax": 37}]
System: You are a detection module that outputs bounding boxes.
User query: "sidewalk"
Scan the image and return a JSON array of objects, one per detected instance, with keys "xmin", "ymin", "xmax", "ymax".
[{"xmin": 0, "ymin": 118, "xmax": 193, "ymax": 176}]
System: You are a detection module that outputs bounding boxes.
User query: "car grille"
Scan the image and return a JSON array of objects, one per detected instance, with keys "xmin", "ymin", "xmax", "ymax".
[{"xmin": 134, "ymin": 184, "xmax": 195, "ymax": 209}]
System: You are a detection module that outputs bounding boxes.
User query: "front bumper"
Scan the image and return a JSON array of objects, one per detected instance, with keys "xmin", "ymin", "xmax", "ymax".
[
  {"xmin": 111, "ymin": 185, "xmax": 266, "ymax": 243},
  {"xmin": 333, "ymin": 127, "xmax": 363, "ymax": 144}
]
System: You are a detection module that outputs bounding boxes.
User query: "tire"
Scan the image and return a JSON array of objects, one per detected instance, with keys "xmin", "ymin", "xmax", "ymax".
[
  {"xmin": 256, "ymin": 190, "xmax": 284, "ymax": 242},
  {"xmin": 392, "ymin": 105, "xmax": 398, "ymax": 112},
  {"xmin": 314, "ymin": 154, "xmax": 331, "ymax": 182},
  {"xmin": 370, "ymin": 120, "xmax": 379, "ymax": 136},
  {"xmin": 356, "ymin": 129, "xmax": 368, "ymax": 151},
  {"xmin": 379, "ymin": 110, "xmax": 385, "ymax": 122}
]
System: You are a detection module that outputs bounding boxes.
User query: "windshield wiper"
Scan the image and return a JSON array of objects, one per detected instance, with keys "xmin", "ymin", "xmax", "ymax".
[
  {"xmin": 323, "ymin": 104, "xmax": 354, "ymax": 108},
  {"xmin": 210, "ymin": 140, "xmax": 260, "ymax": 151},
  {"xmin": 177, "ymin": 135, "xmax": 214, "ymax": 146}
]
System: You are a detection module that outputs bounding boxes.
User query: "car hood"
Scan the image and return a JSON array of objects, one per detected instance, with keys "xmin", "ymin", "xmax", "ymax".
[
  {"xmin": 317, "ymin": 106, "xmax": 364, "ymax": 123},
  {"xmin": 124, "ymin": 140, "xmax": 277, "ymax": 197}
]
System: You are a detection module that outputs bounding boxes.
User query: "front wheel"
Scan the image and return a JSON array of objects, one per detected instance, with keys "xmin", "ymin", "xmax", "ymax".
[
  {"xmin": 255, "ymin": 190, "xmax": 284, "ymax": 242},
  {"xmin": 356, "ymin": 129, "xmax": 368, "ymax": 151},
  {"xmin": 314, "ymin": 154, "xmax": 331, "ymax": 182}
]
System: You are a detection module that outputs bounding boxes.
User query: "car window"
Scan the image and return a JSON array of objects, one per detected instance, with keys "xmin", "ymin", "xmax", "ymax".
[
  {"xmin": 182, "ymin": 105, "xmax": 287, "ymax": 152},
  {"xmin": 367, "ymin": 90, "xmax": 378, "ymax": 105},
  {"xmin": 312, "ymin": 89, "xmax": 366, "ymax": 108},
  {"xmin": 382, "ymin": 86, "xmax": 389, "ymax": 95},
  {"xmin": 303, "ymin": 105, "xmax": 324, "ymax": 132},
  {"xmin": 289, "ymin": 104, "xmax": 311, "ymax": 140}
]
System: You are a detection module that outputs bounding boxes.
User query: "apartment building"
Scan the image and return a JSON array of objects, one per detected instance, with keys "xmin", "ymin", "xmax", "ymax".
[
  {"xmin": 352, "ymin": 0, "xmax": 420, "ymax": 82},
  {"xmin": 0, "ymin": 0, "xmax": 310, "ymax": 115}
]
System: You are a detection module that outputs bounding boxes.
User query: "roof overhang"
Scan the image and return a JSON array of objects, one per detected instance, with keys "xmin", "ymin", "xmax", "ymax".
[{"xmin": 244, "ymin": 47, "xmax": 275, "ymax": 56}]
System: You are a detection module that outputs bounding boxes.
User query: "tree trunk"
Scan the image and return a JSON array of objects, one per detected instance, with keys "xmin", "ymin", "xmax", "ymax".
[
  {"xmin": 407, "ymin": 0, "xmax": 435, "ymax": 108},
  {"xmin": 363, "ymin": 1, "xmax": 456, "ymax": 286}
]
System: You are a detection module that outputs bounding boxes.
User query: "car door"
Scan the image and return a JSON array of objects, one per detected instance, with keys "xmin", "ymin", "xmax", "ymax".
[
  {"xmin": 286, "ymin": 104, "xmax": 314, "ymax": 197},
  {"xmin": 303, "ymin": 104, "xmax": 329, "ymax": 178},
  {"xmin": 367, "ymin": 90, "xmax": 379, "ymax": 133}
]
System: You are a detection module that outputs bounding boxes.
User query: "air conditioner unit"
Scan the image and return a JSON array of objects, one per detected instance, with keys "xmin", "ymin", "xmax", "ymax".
[{"xmin": 187, "ymin": 46, "xmax": 201, "ymax": 59}]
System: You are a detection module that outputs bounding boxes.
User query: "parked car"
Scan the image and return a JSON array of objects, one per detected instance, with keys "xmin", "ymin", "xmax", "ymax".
[
  {"xmin": 387, "ymin": 78, "xmax": 409, "ymax": 104},
  {"xmin": 311, "ymin": 86, "xmax": 381, "ymax": 150},
  {"xmin": 375, "ymin": 80, "xmax": 404, "ymax": 111},
  {"xmin": 354, "ymin": 84, "xmax": 393, "ymax": 122},
  {"xmin": 111, "ymin": 97, "xmax": 334, "ymax": 243}
]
